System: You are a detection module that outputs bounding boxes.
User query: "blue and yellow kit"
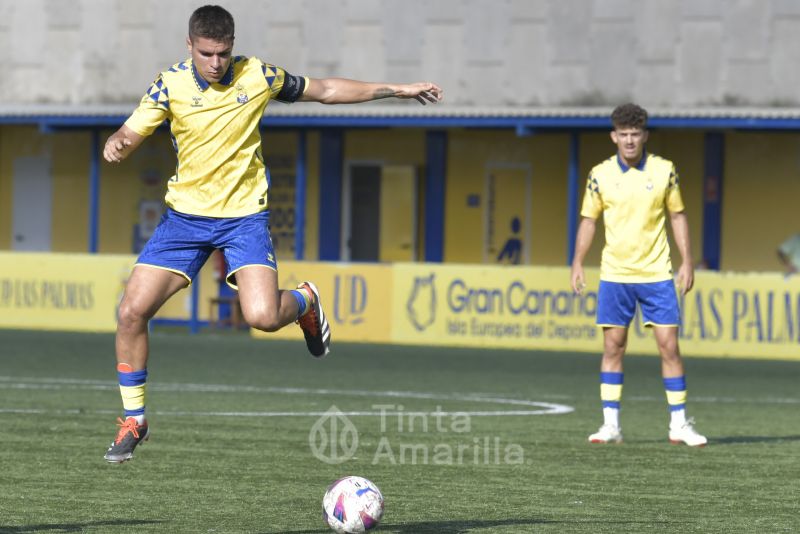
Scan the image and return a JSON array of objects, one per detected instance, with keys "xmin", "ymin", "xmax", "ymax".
[
  {"xmin": 581, "ymin": 153, "xmax": 685, "ymax": 283},
  {"xmin": 125, "ymin": 57, "xmax": 307, "ymax": 218}
]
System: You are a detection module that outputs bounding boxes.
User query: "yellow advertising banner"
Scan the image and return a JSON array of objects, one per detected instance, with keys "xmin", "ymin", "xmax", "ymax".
[
  {"xmin": 252, "ymin": 261, "xmax": 393, "ymax": 343},
  {"xmin": 392, "ymin": 263, "xmax": 600, "ymax": 351},
  {"xmin": 392, "ymin": 264, "xmax": 800, "ymax": 360},
  {"xmin": 632, "ymin": 270, "xmax": 800, "ymax": 360},
  {"xmin": 3, "ymin": 252, "xmax": 798, "ymax": 361},
  {"xmin": 0, "ymin": 252, "xmax": 134, "ymax": 332}
]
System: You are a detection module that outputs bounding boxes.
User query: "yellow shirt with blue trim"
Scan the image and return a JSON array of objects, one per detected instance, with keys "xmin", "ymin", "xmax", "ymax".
[
  {"xmin": 125, "ymin": 56, "xmax": 308, "ymax": 217},
  {"xmin": 581, "ymin": 152, "xmax": 685, "ymax": 282}
]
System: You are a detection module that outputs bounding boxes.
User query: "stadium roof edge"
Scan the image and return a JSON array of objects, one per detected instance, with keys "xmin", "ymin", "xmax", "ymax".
[{"xmin": 3, "ymin": 104, "xmax": 800, "ymax": 130}]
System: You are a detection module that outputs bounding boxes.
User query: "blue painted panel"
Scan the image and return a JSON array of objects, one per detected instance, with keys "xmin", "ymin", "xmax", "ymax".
[
  {"xmin": 89, "ymin": 129, "xmax": 100, "ymax": 253},
  {"xmin": 425, "ymin": 131, "xmax": 447, "ymax": 262},
  {"xmin": 566, "ymin": 132, "xmax": 580, "ymax": 265},
  {"xmin": 295, "ymin": 130, "xmax": 307, "ymax": 260},
  {"xmin": 702, "ymin": 132, "xmax": 724, "ymax": 270},
  {"xmin": 319, "ymin": 129, "xmax": 343, "ymax": 261}
]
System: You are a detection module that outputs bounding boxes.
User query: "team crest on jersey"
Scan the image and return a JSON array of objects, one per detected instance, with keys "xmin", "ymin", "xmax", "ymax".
[{"xmin": 236, "ymin": 83, "xmax": 249, "ymax": 104}]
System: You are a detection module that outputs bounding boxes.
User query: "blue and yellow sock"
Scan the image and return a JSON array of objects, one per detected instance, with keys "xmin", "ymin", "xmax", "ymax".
[
  {"xmin": 118, "ymin": 362, "xmax": 147, "ymax": 424},
  {"xmin": 600, "ymin": 371, "xmax": 623, "ymax": 427},
  {"xmin": 664, "ymin": 375, "xmax": 687, "ymax": 426},
  {"xmin": 291, "ymin": 288, "xmax": 311, "ymax": 319}
]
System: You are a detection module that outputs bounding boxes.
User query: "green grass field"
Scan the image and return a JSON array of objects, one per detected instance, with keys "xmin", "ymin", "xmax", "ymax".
[{"xmin": 0, "ymin": 328, "xmax": 798, "ymax": 533}]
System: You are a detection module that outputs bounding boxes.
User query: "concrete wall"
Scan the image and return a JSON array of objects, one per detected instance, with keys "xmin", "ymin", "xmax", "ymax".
[{"xmin": 2, "ymin": 0, "xmax": 799, "ymax": 107}]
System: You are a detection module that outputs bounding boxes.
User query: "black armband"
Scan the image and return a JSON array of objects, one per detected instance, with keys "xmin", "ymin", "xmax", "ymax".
[{"xmin": 275, "ymin": 72, "xmax": 306, "ymax": 103}]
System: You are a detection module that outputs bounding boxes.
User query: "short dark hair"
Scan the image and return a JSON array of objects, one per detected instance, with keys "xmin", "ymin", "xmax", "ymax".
[
  {"xmin": 189, "ymin": 5, "xmax": 235, "ymax": 44},
  {"xmin": 611, "ymin": 103, "xmax": 648, "ymax": 130}
]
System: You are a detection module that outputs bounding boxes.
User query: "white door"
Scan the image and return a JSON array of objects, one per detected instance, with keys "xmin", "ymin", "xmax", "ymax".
[
  {"xmin": 342, "ymin": 162, "xmax": 418, "ymax": 262},
  {"xmin": 13, "ymin": 157, "xmax": 53, "ymax": 251}
]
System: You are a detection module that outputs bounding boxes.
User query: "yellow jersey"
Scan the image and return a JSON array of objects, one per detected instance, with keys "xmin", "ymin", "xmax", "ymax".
[
  {"xmin": 125, "ymin": 56, "xmax": 308, "ymax": 217},
  {"xmin": 581, "ymin": 152, "xmax": 685, "ymax": 282}
]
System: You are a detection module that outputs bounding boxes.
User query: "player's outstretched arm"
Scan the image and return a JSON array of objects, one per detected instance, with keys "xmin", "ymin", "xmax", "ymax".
[
  {"xmin": 571, "ymin": 217, "xmax": 597, "ymax": 294},
  {"xmin": 103, "ymin": 125, "xmax": 146, "ymax": 164},
  {"xmin": 300, "ymin": 78, "xmax": 442, "ymax": 105}
]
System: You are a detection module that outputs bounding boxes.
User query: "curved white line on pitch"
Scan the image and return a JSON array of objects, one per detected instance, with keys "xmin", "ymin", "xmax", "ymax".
[
  {"xmin": 0, "ymin": 375, "xmax": 574, "ymax": 416},
  {"xmin": 2, "ymin": 376, "xmax": 799, "ymax": 406}
]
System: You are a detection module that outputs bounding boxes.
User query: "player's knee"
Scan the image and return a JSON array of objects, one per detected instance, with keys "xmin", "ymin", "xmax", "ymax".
[
  {"xmin": 603, "ymin": 339, "xmax": 626, "ymax": 359},
  {"xmin": 659, "ymin": 343, "xmax": 681, "ymax": 363},
  {"xmin": 250, "ymin": 318, "xmax": 282, "ymax": 332},
  {"xmin": 117, "ymin": 301, "xmax": 150, "ymax": 330},
  {"xmin": 243, "ymin": 308, "xmax": 282, "ymax": 332},
  {"xmin": 658, "ymin": 339, "xmax": 680, "ymax": 360}
]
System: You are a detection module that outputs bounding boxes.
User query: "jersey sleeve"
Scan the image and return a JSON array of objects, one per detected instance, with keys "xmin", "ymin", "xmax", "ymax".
[
  {"xmin": 262, "ymin": 63, "xmax": 308, "ymax": 103},
  {"xmin": 665, "ymin": 164, "xmax": 685, "ymax": 212},
  {"xmin": 580, "ymin": 172, "xmax": 603, "ymax": 219},
  {"xmin": 124, "ymin": 74, "xmax": 171, "ymax": 136}
]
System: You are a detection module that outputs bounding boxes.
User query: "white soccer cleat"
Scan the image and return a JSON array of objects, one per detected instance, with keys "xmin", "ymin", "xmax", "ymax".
[
  {"xmin": 669, "ymin": 418, "xmax": 707, "ymax": 447},
  {"xmin": 588, "ymin": 424, "xmax": 623, "ymax": 444}
]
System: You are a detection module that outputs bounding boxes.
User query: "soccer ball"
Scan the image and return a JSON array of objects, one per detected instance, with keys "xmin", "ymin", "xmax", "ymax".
[{"xmin": 322, "ymin": 475, "xmax": 384, "ymax": 533}]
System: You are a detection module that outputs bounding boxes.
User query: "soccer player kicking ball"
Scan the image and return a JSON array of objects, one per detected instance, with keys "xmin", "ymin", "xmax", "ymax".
[
  {"xmin": 570, "ymin": 103, "xmax": 707, "ymax": 447},
  {"xmin": 102, "ymin": 5, "xmax": 443, "ymax": 463}
]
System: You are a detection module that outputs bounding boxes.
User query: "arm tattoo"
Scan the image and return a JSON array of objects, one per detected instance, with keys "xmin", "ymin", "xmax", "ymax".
[{"xmin": 373, "ymin": 87, "xmax": 396, "ymax": 100}]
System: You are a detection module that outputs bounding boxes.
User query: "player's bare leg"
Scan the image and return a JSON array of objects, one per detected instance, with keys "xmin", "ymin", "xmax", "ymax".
[
  {"xmin": 600, "ymin": 327, "xmax": 627, "ymax": 374},
  {"xmin": 236, "ymin": 266, "xmax": 301, "ymax": 331},
  {"xmin": 106, "ymin": 266, "xmax": 189, "ymax": 463},
  {"xmin": 654, "ymin": 325, "xmax": 683, "ymax": 378},
  {"xmin": 653, "ymin": 326, "xmax": 707, "ymax": 447},
  {"xmin": 236, "ymin": 266, "xmax": 330, "ymax": 356},
  {"xmin": 589, "ymin": 327, "xmax": 627, "ymax": 443},
  {"xmin": 117, "ymin": 266, "xmax": 189, "ymax": 369}
]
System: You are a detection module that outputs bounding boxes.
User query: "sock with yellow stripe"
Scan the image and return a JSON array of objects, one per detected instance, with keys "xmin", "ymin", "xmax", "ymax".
[
  {"xmin": 664, "ymin": 376, "xmax": 687, "ymax": 427},
  {"xmin": 290, "ymin": 288, "xmax": 311, "ymax": 319},
  {"xmin": 118, "ymin": 362, "xmax": 147, "ymax": 424},
  {"xmin": 600, "ymin": 371, "xmax": 623, "ymax": 427}
]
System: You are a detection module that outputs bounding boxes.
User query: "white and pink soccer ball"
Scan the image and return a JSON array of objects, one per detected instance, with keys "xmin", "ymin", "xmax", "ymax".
[{"xmin": 322, "ymin": 476, "xmax": 384, "ymax": 533}]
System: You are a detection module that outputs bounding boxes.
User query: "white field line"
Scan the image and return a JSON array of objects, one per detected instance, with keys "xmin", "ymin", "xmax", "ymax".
[
  {"xmin": 2, "ymin": 376, "xmax": 797, "ymax": 419},
  {"xmin": 0, "ymin": 376, "xmax": 797, "ymax": 405},
  {"xmin": 0, "ymin": 375, "xmax": 573, "ymax": 416},
  {"xmin": 627, "ymin": 395, "xmax": 800, "ymax": 404}
]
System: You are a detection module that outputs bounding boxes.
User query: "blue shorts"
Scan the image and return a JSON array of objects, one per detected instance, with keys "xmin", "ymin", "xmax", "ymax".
[
  {"xmin": 137, "ymin": 208, "xmax": 276, "ymax": 289},
  {"xmin": 597, "ymin": 280, "xmax": 680, "ymax": 327}
]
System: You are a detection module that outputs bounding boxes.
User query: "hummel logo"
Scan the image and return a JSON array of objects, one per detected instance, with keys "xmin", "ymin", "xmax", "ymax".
[{"xmin": 191, "ymin": 96, "xmax": 203, "ymax": 108}]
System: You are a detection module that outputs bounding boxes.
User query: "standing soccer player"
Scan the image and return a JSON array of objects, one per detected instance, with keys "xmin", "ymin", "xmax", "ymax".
[
  {"xmin": 570, "ymin": 103, "xmax": 707, "ymax": 447},
  {"xmin": 102, "ymin": 5, "xmax": 443, "ymax": 463}
]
